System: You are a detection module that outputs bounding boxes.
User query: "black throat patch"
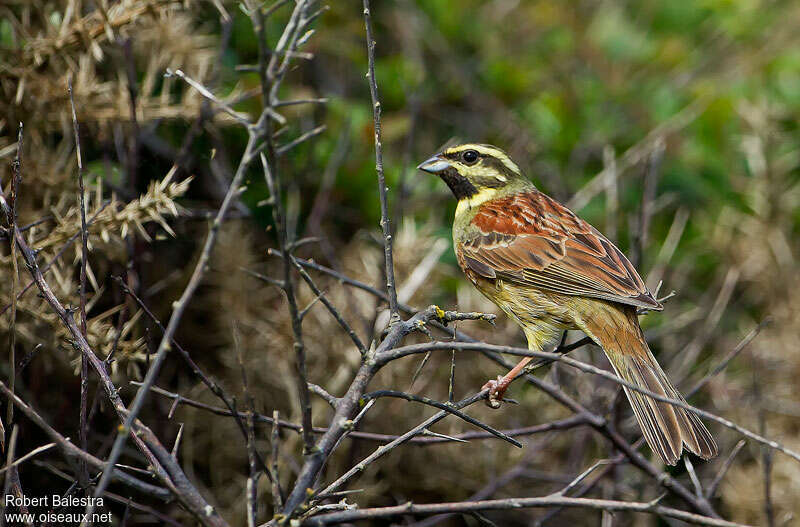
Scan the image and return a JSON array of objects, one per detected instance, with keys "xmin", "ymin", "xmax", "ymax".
[{"xmin": 439, "ymin": 170, "xmax": 478, "ymax": 200}]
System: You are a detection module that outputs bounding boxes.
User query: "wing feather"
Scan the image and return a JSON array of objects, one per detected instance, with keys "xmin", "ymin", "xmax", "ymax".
[{"xmin": 460, "ymin": 191, "xmax": 662, "ymax": 310}]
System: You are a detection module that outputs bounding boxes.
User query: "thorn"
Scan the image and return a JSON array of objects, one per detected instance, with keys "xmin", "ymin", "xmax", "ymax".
[{"xmin": 420, "ymin": 429, "xmax": 468, "ymax": 443}]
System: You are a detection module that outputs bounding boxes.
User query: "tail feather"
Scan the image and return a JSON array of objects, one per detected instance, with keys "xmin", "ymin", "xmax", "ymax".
[{"xmin": 578, "ymin": 304, "xmax": 718, "ymax": 465}]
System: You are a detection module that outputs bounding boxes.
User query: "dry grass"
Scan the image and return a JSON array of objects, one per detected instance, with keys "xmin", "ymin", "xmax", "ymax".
[{"xmin": 1, "ymin": 1, "xmax": 798, "ymax": 526}]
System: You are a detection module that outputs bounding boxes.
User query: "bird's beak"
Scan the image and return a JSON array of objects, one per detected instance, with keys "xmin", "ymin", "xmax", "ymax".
[{"xmin": 417, "ymin": 154, "xmax": 451, "ymax": 174}]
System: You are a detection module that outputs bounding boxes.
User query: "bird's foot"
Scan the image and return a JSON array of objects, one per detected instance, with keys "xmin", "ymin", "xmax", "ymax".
[{"xmin": 482, "ymin": 375, "xmax": 510, "ymax": 409}]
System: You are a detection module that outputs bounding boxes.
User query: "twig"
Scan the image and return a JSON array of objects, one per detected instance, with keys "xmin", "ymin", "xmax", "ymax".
[
  {"xmin": 308, "ymin": 384, "xmax": 340, "ymax": 409},
  {"xmin": 672, "ymin": 267, "xmax": 741, "ymax": 382},
  {"xmin": 0, "ymin": 380, "xmax": 170, "ymax": 500},
  {"xmin": 271, "ymin": 411, "xmax": 283, "ymax": 511},
  {"xmin": 685, "ymin": 318, "xmax": 771, "ymax": 398},
  {"xmin": 274, "ymin": 98, "xmax": 328, "ymax": 107},
  {"xmin": 289, "ymin": 257, "xmax": 365, "ymax": 354},
  {"xmin": 534, "ymin": 447, "xmax": 636, "ymax": 526},
  {"xmin": 271, "ymin": 252, "xmax": 389, "ymax": 302},
  {"xmin": 645, "ymin": 207, "xmax": 690, "ymax": 292},
  {"xmin": 317, "ymin": 389, "xmax": 490, "ymax": 500},
  {"xmin": 362, "ymin": 390, "xmax": 522, "ymax": 447},
  {"xmin": 0, "ymin": 215, "xmax": 53, "ymax": 239},
  {"xmin": 117, "ymin": 277, "xmax": 261, "ymax": 455},
  {"xmin": 382, "ymin": 340, "xmax": 800, "ymax": 464},
  {"xmin": 38, "ymin": 462, "xmax": 185, "ymax": 527},
  {"xmin": 554, "ymin": 459, "xmax": 611, "ymax": 497},
  {"xmin": 0, "ymin": 426, "xmax": 18, "ymax": 527},
  {"xmin": 705, "ymin": 440, "xmax": 746, "ymax": 499},
  {"xmin": 262, "ymin": 152, "xmax": 315, "ymax": 454},
  {"xmin": 0, "ymin": 201, "xmax": 111, "ymax": 319},
  {"xmin": 276, "ymin": 125, "xmax": 327, "ymax": 155},
  {"xmin": 139, "ymin": 383, "xmax": 585, "ymax": 444},
  {"xmin": 407, "ymin": 435, "xmax": 560, "ymax": 527},
  {"xmin": 0, "ymin": 442, "xmax": 55, "ymax": 475},
  {"xmin": 165, "ymin": 68, "xmax": 255, "ymax": 127},
  {"xmin": 2, "ymin": 136, "xmax": 217, "ymax": 522},
  {"xmin": 362, "ymin": 0, "xmax": 399, "ymax": 322},
  {"xmin": 86, "ymin": 124, "xmax": 262, "ymax": 523},
  {"xmin": 69, "ymin": 75, "xmax": 91, "ymax": 489},
  {"xmin": 4, "ymin": 123, "xmax": 22, "ymax": 452},
  {"xmin": 476, "ymin": 351, "xmax": 719, "ymax": 518},
  {"xmin": 234, "ymin": 323, "xmax": 260, "ymax": 527},
  {"xmin": 752, "ymin": 355, "xmax": 775, "ymax": 527},
  {"xmin": 685, "ymin": 457, "xmax": 704, "ymax": 497},
  {"xmin": 448, "ymin": 348, "xmax": 456, "ymax": 403},
  {"xmin": 171, "ymin": 424, "xmax": 184, "ymax": 458},
  {"xmin": 277, "ymin": 306, "xmax": 493, "ymax": 521},
  {"xmin": 301, "ymin": 495, "xmax": 751, "ymax": 527},
  {"xmin": 241, "ymin": 0, "xmax": 322, "ymax": 464},
  {"xmin": 240, "ymin": 266, "xmax": 283, "ymax": 288}
]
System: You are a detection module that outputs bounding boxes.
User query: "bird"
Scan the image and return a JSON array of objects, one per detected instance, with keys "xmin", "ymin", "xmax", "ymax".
[{"xmin": 418, "ymin": 143, "xmax": 717, "ymax": 465}]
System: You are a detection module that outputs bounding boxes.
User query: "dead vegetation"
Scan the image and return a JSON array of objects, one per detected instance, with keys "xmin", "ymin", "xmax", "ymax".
[{"xmin": 1, "ymin": 1, "xmax": 799, "ymax": 526}]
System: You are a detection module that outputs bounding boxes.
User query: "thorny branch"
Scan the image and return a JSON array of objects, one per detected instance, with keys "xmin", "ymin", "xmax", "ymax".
[
  {"xmin": 85, "ymin": 129, "xmax": 261, "ymax": 523},
  {"xmin": 262, "ymin": 151, "xmax": 315, "ymax": 454},
  {"xmin": 137, "ymin": 382, "xmax": 587, "ymax": 445},
  {"xmin": 363, "ymin": 0, "xmax": 399, "ymax": 322},
  {"xmin": 68, "ymin": 75, "xmax": 91, "ymax": 489},
  {"xmin": 86, "ymin": 0, "xmax": 323, "ymax": 515},
  {"xmin": 381, "ymin": 341, "xmax": 800, "ymax": 464},
  {"xmin": 301, "ymin": 496, "xmax": 751, "ymax": 527},
  {"xmin": 1, "ymin": 129, "xmax": 228, "ymax": 527},
  {"xmin": 0, "ymin": 380, "xmax": 170, "ymax": 500},
  {"xmin": 2, "ymin": 3, "xmax": 788, "ymax": 527},
  {"xmin": 274, "ymin": 306, "xmax": 496, "ymax": 523}
]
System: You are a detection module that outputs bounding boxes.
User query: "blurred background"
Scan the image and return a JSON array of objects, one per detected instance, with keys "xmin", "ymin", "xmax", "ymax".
[{"xmin": 1, "ymin": 0, "xmax": 799, "ymax": 525}]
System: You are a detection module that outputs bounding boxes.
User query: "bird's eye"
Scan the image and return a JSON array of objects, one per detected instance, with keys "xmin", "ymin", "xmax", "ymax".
[{"xmin": 462, "ymin": 150, "xmax": 479, "ymax": 165}]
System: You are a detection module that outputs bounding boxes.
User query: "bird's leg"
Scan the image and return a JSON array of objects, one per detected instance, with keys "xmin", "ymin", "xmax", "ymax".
[{"xmin": 482, "ymin": 356, "xmax": 533, "ymax": 408}]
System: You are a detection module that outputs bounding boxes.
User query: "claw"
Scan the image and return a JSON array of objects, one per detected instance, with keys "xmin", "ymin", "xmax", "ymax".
[{"xmin": 482, "ymin": 375, "xmax": 507, "ymax": 409}]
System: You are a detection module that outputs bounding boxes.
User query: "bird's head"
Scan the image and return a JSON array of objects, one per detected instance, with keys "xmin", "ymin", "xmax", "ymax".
[{"xmin": 417, "ymin": 143, "xmax": 530, "ymax": 202}]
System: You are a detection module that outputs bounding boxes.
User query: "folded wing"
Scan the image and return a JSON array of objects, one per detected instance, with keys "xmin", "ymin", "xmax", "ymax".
[{"xmin": 460, "ymin": 191, "xmax": 662, "ymax": 310}]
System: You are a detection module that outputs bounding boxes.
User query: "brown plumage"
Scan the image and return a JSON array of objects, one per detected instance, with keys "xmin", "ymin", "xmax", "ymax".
[
  {"xmin": 461, "ymin": 190, "xmax": 662, "ymax": 310},
  {"xmin": 419, "ymin": 143, "xmax": 718, "ymax": 465}
]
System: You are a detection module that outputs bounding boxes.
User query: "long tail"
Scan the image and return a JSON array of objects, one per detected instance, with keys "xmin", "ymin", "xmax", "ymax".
[{"xmin": 577, "ymin": 303, "xmax": 718, "ymax": 465}]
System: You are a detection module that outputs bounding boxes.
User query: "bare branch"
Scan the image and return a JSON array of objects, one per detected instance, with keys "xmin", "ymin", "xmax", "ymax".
[
  {"xmin": 362, "ymin": 390, "xmax": 522, "ymax": 447},
  {"xmin": 0, "ymin": 201, "xmax": 111, "ymax": 320},
  {"xmin": 289, "ymin": 258, "xmax": 365, "ymax": 354},
  {"xmin": 277, "ymin": 305, "xmax": 494, "ymax": 521},
  {"xmin": 234, "ymin": 323, "xmax": 260, "ymax": 527},
  {"xmin": 685, "ymin": 318, "xmax": 771, "ymax": 398},
  {"xmin": 0, "ymin": 380, "xmax": 170, "ymax": 500},
  {"xmin": 140, "ymin": 383, "xmax": 585, "ymax": 444},
  {"xmin": 165, "ymin": 68, "xmax": 256, "ymax": 127},
  {"xmin": 68, "ymin": 75, "xmax": 91, "ymax": 489},
  {"xmin": 0, "ymin": 442, "xmax": 55, "ymax": 475},
  {"xmin": 87, "ymin": 132, "xmax": 260, "ymax": 523},
  {"xmin": 706, "ymin": 440, "xmax": 746, "ymax": 499},
  {"xmin": 379, "ymin": 340, "xmax": 800, "ymax": 464},
  {"xmin": 261, "ymin": 151, "xmax": 315, "ymax": 454},
  {"xmin": 301, "ymin": 495, "xmax": 752, "ymax": 527},
  {"xmin": 276, "ymin": 125, "xmax": 327, "ymax": 155},
  {"xmin": 362, "ymin": 0, "xmax": 399, "ymax": 321}
]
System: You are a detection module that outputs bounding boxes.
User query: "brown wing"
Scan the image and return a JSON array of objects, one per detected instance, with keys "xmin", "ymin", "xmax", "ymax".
[{"xmin": 459, "ymin": 190, "xmax": 662, "ymax": 310}]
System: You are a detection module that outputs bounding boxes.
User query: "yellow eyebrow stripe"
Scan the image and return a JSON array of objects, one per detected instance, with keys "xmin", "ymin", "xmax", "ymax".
[{"xmin": 445, "ymin": 144, "xmax": 520, "ymax": 175}]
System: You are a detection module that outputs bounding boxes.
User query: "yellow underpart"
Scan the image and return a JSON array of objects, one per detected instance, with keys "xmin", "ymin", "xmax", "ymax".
[{"xmin": 456, "ymin": 187, "xmax": 501, "ymax": 216}]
